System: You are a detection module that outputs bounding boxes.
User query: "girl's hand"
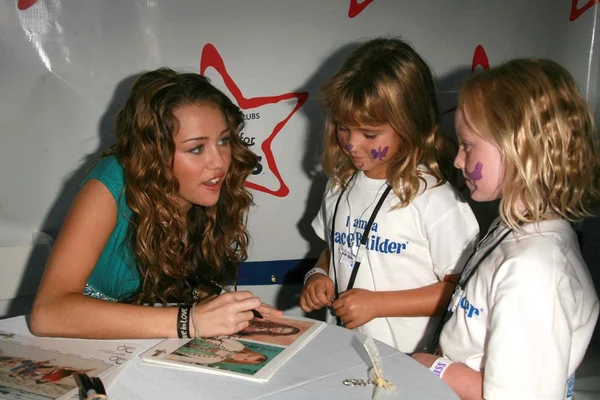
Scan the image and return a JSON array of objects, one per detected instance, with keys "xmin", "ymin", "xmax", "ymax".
[
  {"xmin": 332, "ymin": 289, "xmax": 380, "ymax": 329},
  {"xmin": 300, "ymin": 275, "xmax": 335, "ymax": 312},
  {"xmin": 193, "ymin": 291, "xmax": 261, "ymax": 337}
]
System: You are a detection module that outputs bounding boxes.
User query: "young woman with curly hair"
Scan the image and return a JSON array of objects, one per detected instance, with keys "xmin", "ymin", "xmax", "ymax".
[{"xmin": 30, "ymin": 68, "xmax": 282, "ymax": 339}]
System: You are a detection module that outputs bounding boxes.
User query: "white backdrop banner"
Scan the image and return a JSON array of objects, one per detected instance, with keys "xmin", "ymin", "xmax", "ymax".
[{"xmin": 1, "ymin": 0, "xmax": 599, "ymax": 284}]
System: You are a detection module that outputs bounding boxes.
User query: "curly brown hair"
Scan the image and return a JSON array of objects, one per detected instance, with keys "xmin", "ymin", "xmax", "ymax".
[
  {"xmin": 319, "ymin": 37, "xmax": 456, "ymax": 206},
  {"xmin": 106, "ymin": 68, "xmax": 256, "ymax": 303},
  {"xmin": 459, "ymin": 59, "xmax": 600, "ymax": 228}
]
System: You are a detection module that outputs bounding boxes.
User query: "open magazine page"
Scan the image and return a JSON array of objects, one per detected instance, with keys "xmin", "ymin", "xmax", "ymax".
[
  {"xmin": 0, "ymin": 331, "xmax": 141, "ymax": 400},
  {"xmin": 140, "ymin": 315, "xmax": 326, "ymax": 382}
]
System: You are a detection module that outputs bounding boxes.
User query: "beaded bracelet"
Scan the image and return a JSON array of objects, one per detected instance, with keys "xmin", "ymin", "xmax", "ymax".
[{"xmin": 191, "ymin": 302, "xmax": 200, "ymax": 339}]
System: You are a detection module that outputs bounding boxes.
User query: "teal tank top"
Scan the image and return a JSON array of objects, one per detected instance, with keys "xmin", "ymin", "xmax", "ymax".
[{"xmin": 81, "ymin": 156, "xmax": 141, "ymax": 301}]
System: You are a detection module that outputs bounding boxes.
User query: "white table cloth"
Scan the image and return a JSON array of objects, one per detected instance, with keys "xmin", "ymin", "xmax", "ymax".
[{"xmin": 0, "ymin": 316, "xmax": 459, "ymax": 399}]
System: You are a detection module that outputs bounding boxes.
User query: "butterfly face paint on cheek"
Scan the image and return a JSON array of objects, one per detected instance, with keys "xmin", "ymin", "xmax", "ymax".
[
  {"xmin": 370, "ymin": 146, "xmax": 389, "ymax": 161},
  {"xmin": 338, "ymin": 132, "xmax": 345, "ymax": 147},
  {"xmin": 338, "ymin": 132, "xmax": 353, "ymax": 151},
  {"xmin": 466, "ymin": 161, "xmax": 483, "ymax": 192}
]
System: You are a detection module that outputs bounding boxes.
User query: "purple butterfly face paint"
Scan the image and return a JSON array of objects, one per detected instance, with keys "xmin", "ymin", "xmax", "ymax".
[
  {"xmin": 466, "ymin": 161, "xmax": 483, "ymax": 192},
  {"xmin": 370, "ymin": 146, "xmax": 389, "ymax": 161},
  {"xmin": 338, "ymin": 133, "xmax": 353, "ymax": 152}
]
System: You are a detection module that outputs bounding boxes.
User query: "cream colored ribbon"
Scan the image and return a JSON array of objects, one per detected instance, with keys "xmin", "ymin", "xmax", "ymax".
[{"xmin": 363, "ymin": 337, "xmax": 396, "ymax": 399}]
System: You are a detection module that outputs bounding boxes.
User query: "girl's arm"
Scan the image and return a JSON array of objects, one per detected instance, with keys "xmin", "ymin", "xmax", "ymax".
[
  {"xmin": 376, "ymin": 273, "xmax": 458, "ymax": 316},
  {"xmin": 311, "ymin": 247, "xmax": 330, "ymax": 274},
  {"xmin": 299, "ymin": 248, "xmax": 334, "ymax": 312},
  {"xmin": 412, "ymin": 352, "xmax": 483, "ymax": 400},
  {"xmin": 332, "ymin": 274, "xmax": 457, "ymax": 329},
  {"xmin": 30, "ymin": 180, "xmax": 261, "ymax": 339}
]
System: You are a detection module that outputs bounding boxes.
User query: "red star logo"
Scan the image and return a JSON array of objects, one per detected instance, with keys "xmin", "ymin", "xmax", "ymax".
[
  {"xmin": 200, "ymin": 44, "xmax": 308, "ymax": 197},
  {"xmin": 570, "ymin": 0, "xmax": 600, "ymax": 21},
  {"xmin": 471, "ymin": 45, "xmax": 490, "ymax": 72},
  {"xmin": 17, "ymin": 0, "xmax": 37, "ymax": 10},
  {"xmin": 442, "ymin": 45, "xmax": 490, "ymax": 115},
  {"xmin": 348, "ymin": 0, "xmax": 376, "ymax": 18}
]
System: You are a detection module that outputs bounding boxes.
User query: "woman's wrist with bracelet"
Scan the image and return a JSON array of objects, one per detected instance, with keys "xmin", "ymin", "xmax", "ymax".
[{"xmin": 177, "ymin": 304, "xmax": 192, "ymax": 339}]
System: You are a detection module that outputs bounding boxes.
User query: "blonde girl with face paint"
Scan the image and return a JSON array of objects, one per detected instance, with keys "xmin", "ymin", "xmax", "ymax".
[
  {"xmin": 412, "ymin": 59, "xmax": 600, "ymax": 400},
  {"xmin": 299, "ymin": 37, "xmax": 480, "ymax": 353}
]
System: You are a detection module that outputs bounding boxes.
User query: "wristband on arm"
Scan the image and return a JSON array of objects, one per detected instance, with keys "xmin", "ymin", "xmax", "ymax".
[
  {"xmin": 177, "ymin": 304, "xmax": 192, "ymax": 339},
  {"xmin": 429, "ymin": 357, "xmax": 454, "ymax": 379},
  {"xmin": 303, "ymin": 267, "xmax": 328, "ymax": 286}
]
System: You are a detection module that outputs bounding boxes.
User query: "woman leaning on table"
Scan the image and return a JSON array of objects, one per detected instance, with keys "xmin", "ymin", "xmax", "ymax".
[{"xmin": 30, "ymin": 68, "xmax": 282, "ymax": 340}]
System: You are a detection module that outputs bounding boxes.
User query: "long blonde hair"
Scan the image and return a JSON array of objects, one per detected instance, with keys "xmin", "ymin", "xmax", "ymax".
[
  {"xmin": 319, "ymin": 37, "xmax": 454, "ymax": 207},
  {"xmin": 459, "ymin": 58, "xmax": 600, "ymax": 228},
  {"xmin": 107, "ymin": 68, "xmax": 256, "ymax": 303}
]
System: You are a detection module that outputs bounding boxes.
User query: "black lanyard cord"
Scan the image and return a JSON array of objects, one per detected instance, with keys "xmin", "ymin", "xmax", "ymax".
[
  {"xmin": 330, "ymin": 173, "xmax": 359, "ymax": 301},
  {"xmin": 329, "ymin": 173, "xmax": 392, "ymax": 325},
  {"xmin": 344, "ymin": 185, "xmax": 392, "ymax": 291},
  {"xmin": 427, "ymin": 225, "xmax": 514, "ymax": 353}
]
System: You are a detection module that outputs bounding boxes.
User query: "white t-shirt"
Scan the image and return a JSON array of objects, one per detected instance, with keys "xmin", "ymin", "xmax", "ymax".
[
  {"xmin": 440, "ymin": 218, "xmax": 599, "ymax": 400},
  {"xmin": 312, "ymin": 170, "xmax": 479, "ymax": 352}
]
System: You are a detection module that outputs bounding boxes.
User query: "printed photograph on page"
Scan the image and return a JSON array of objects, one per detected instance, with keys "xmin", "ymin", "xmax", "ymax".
[
  {"xmin": 0, "ymin": 330, "xmax": 141, "ymax": 365},
  {"xmin": 229, "ymin": 316, "xmax": 318, "ymax": 347},
  {"xmin": 162, "ymin": 337, "xmax": 284, "ymax": 377},
  {"xmin": 0, "ymin": 341, "xmax": 111, "ymax": 400}
]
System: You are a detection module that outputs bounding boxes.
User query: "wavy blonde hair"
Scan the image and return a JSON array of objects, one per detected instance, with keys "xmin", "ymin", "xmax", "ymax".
[
  {"xmin": 459, "ymin": 59, "xmax": 600, "ymax": 229},
  {"xmin": 106, "ymin": 68, "xmax": 256, "ymax": 303},
  {"xmin": 319, "ymin": 37, "xmax": 454, "ymax": 207}
]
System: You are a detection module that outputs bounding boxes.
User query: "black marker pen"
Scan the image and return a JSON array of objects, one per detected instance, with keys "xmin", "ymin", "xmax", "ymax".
[{"xmin": 194, "ymin": 276, "xmax": 264, "ymax": 319}]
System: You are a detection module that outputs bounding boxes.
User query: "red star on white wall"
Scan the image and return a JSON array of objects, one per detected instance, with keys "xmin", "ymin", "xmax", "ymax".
[{"xmin": 200, "ymin": 44, "xmax": 308, "ymax": 197}]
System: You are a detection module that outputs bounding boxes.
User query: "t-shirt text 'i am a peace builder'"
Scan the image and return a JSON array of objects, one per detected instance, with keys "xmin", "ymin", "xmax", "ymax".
[{"xmin": 328, "ymin": 216, "xmax": 408, "ymax": 255}]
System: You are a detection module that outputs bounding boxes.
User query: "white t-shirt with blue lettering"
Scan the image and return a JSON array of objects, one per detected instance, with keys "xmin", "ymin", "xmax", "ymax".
[
  {"xmin": 440, "ymin": 218, "xmax": 599, "ymax": 400},
  {"xmin": 312, "ymin": 170, "xmax": 479, "ymax": 352}
]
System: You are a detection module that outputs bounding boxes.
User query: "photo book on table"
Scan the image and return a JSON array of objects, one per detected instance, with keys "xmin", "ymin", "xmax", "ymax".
[
  {"xmin": 140, "ymin": 315, "xmax": 326, "ymax": 382},
  {"xmin": 0, "ymin": 330, "xmax": 141, "ymax": 400}
]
